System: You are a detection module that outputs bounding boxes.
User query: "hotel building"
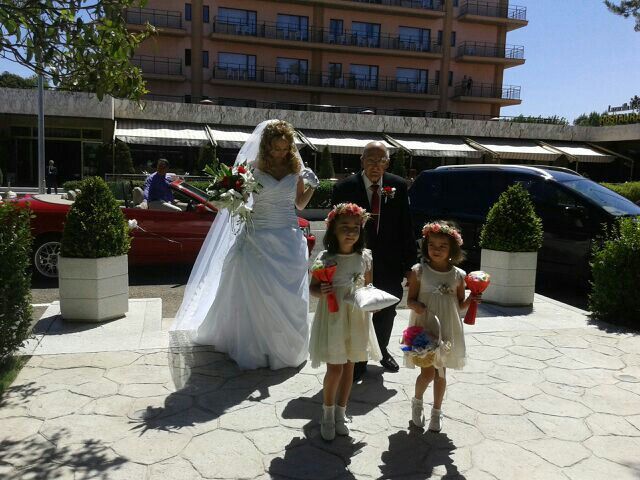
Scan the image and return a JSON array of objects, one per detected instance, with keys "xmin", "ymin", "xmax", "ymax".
[{"xmin": 127, "ymin": 0, "xmax": 527, "ymax": 118}]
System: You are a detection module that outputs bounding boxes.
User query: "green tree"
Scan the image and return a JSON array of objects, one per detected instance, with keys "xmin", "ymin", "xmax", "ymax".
[
  {"xmin": 113, "ymin": 140, "xmax": 134, "ymax": 174},
  {"xmin": 0, "ymin": 1, "xmax": 154, "ymax": 100},
  {"xmin": 197, "ymin": 144, "xmax": 218, "ymax": 173},
  {"xmin": 391, "ymin": 149, "xmax": 408, "ymax": 178},
  {"xmin": 0, "ymin": 71, "xmax": 47, "ymax": 88},
  {"xmin": 573, "ymin": 111, "xmax": 604, "ymax": 126},
  {"xmin": 605, "ymin": 0, "xmax": 640, "ymax": 31},
  {"xmin": 318, "ymin": 146, "xmax": 335, "ymax": 179}
]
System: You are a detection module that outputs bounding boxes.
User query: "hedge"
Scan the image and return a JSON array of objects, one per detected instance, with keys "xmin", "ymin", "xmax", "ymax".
[
  {"xmin": 0, "ymin": 202, "xmax": 33, "ymax": 361},
  {"xmin": 601, "ymin": 182, "xmax": 640, "ymax": 204}
]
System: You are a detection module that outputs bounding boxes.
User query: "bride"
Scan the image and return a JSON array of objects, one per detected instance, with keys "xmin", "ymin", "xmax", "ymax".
[{"xmin": 171, "ymin": 120, "xmax": 318, "ymax": 370}]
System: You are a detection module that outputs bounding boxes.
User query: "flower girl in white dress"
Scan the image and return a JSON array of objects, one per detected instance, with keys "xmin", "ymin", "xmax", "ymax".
[{"xmin": 309, "ymin": 203, "xmax": 382, "ymax": 441}]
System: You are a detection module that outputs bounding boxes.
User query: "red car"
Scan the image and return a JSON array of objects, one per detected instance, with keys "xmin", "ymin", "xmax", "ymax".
[{"xmin": 14, "ymin": 179, "xmax": 315, "ymax": 278}]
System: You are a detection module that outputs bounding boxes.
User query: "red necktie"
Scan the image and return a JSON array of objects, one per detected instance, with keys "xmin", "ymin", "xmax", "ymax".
[{"xmin": 370, "ymin": 184, "xmax": 380, "ymax": 231}]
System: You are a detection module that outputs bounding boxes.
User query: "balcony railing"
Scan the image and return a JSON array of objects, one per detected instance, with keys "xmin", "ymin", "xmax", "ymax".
[
  {"xmin": 454, "ymin": 81, "xmax": 521, "ymax": 100},
  {"xmin": 133, "ymin": 55, "xmax": 182, "ymax": 76},
  {"xmin": 457, "ymin": 41, "xmax": 524, "ymax": 59},
  {"xmin": 125, "ymin": 8, "xmax": 183, "ymax": 29},
  {"xmin": 212, "ymin": 19, "xmax": 442, "ymax": 54},
  {"xmin": 459, "ymin": 1, "xmax": 527, "ymax": 20},
  {"xmin": 342, "ymin": 0, "xmax": 444, "ymax": 11},
  {"xmin": 212, "ymin": 64, "xmax": 440, "ymax": 95}
]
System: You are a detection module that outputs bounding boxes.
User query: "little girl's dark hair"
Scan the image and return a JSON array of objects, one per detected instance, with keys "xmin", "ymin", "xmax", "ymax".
[
  {"xmin": 323, "ymin": 204, "xmax": 369, "ymax": 254},
  {"xmin": 420, "ymin": 220, "xmax": 466, "ymax": 266}
]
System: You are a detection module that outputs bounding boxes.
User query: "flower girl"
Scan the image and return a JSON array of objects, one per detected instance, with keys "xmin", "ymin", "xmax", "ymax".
[{"xmin": 309, "ymin": 203, "xmax": 382, "ymax": 441}]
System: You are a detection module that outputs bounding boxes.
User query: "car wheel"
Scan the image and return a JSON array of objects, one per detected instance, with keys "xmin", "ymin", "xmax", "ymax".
[{"xmin": 33, "ymin": 236, "xmax": 61, "ymax": 278}]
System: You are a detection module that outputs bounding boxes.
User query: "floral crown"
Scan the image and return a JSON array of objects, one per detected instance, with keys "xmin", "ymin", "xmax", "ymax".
[
  {"xmin": 422, "ymin": 222, "xmax": 463, "ymax": 246},
  {"xmin": 326, "ymin": 203, "xmax": 371, "ymax": 226}
]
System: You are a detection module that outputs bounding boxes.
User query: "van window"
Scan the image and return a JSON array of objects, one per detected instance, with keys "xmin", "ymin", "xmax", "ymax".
[
  {"xmin": 441, "ymin": 171, "xmax": 505, "ymax": 217},
  {"xmin": 409, "ymin": 172, "xmax": 442, "ymax": 216}
]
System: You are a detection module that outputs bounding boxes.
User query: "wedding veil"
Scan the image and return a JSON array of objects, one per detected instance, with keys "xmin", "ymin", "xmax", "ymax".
[{"xmin": 171, "ymin": 119, "xmax": 303, "ymax": 333}]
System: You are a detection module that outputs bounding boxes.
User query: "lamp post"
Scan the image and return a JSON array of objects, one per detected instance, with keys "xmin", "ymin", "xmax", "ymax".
[{"xmin": 37, "ymin": 72, "xmax": 45, "ymax": 194}]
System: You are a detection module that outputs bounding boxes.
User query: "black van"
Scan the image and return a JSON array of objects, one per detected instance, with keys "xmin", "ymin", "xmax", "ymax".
[{"xmin": 408, "ymin": 165, "xmax": 640, "ymax": 280}]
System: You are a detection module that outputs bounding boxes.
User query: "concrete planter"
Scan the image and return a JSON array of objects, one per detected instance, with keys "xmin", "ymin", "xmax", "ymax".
[
  {"xmin": 480, "ymin": 249, "xmax": 537, "ymax": 307},
  {"xmin": 58, "ymin": 255, "xmax": 129, "ymax": 322}
]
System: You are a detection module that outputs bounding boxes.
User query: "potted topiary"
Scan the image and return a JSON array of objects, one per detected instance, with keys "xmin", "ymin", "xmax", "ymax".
[
  {"xmin": 479, "ymin": 183, "xmax": 543, "ymax": 306},
  {"xmin": 58, "ymin": 177, "xmax": 131, "ymax": 322}
]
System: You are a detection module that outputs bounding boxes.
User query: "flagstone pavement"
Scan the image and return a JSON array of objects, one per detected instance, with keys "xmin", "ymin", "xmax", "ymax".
[{"xmin": 2, "ymin": 295, "xmax": 640, "ymax": 479}]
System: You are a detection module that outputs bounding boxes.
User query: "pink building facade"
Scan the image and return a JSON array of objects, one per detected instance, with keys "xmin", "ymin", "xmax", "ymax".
[{"xmin": 127, "ymin": 0, "xmax": 526, "ymax": 118}]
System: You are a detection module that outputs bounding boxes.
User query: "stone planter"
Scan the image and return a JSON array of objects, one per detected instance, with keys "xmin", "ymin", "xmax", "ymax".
[
  {"xmin": 58, "ymin": 255, "xmax": 129, "ymax": 322},
  {"xmin": 480, "ymin": 249, "xmax": 537, "ymax": 307}
]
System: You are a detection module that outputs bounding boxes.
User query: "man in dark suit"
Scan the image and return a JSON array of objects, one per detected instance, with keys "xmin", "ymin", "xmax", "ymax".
[
  {"xmin": 331, "ymin": 141, "xmax": 416, "ymax": 382},
  {"xmin": 46, "ymin": 160, "xmax": 58, "ymax": 194}
]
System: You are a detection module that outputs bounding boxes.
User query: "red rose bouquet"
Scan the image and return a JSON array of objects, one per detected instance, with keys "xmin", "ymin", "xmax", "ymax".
[
  {"xmin": 463, "ymin": 271, "xmax": 490, "ymax": 325},
  {"xmin": 311, "ymin": 259, "xmax": 339, "ymax": 313},
  {"xmin": 204, "ymin": 162, "xmax": 261, "ymax": 223}
]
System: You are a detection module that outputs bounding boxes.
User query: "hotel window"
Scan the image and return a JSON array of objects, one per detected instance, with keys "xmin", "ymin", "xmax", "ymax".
[
  {"xmin": 451, "ymin": 31, "xmax": 456, "ymax": 47},
  {"xmin": 276, "ymin": 14, "xmax": 309, "ymax": 41},
  {"xmin": 398, "ymin": 26, "xmax": 431, "ymax": 51},
  {"xmin": 185, "ymin": 49, "xmax": 191, "ymax": 66},
  {"xmin": 277, "ymin": 57, "xmax": 308, "ymax": 84},
  {"xmin": 330, "ymin": 19, "xmax": 344, "ymax": 35},
  {"xmin": 396, "ymin": 68, "xmax": 428, "ymax": 93},
  {"xmin": 185, "ymin": 3, "xmax": 192, "ymax": 21},
  {"xmin": 202, "ymin": 50, "xmax": 209, "ymax": 68},
  {"xmin": 350, "ymin": 64, "xmax": 379, "ymax": 88},
  {"xmin": 448, "ymin": 71, "xmax": 454, "ymax": 86},
  {"xmin": 325, "ymin": 62, "xmax": 343, "ymax": 87},
  {"xmin": 218, "ymin": 8, "xmax": 257, "ymax": 35},
  {"xmin": 435, "ymin": 70, "xmax": 440, "ymax": 85},
  {"xmin": 352, "ymin": 22, "xmax": 381, "ymax": 47},
  {"xmin": 203, "ymin": 5, "xmax": 210, "ymax": 23},
  {"xmin": 217, "ymin": 52, "xmax": 256, "ymax": 79}
]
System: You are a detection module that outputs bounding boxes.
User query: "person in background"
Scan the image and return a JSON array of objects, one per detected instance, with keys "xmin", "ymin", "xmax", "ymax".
[
  {"xmin": 46, "ymin": 160, "xmax": 58, "ymax": 194},
  {"xmin": 143, "ymin": 158, "xmax": 181, "ymax": 212}
]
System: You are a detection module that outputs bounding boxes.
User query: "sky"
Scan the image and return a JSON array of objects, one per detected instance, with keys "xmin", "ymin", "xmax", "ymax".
[
  {"xmin": 502, "ymin": 0, "xmax": 640, "ymax": 121},
  {"xmin": 1, "ymin": 0, "xmax": 639, "ymax": 122}
]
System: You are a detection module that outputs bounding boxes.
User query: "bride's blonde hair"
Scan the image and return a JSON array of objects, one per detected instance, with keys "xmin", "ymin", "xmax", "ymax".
[{"xmin": 257, "ymin": 120, "xmax": 301, "ymax": 174}]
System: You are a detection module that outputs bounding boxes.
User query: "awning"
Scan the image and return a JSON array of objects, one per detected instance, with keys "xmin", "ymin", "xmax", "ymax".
[
  {"xmin": 542, "ymin": 142, "xmax": 616, "ymax": 163},
  {"xmin": 470, "ymin": 138, "xmax": 561, "ymax": 162},
  {"xmin": 387, "ymin": 135, "xmax": 482, "ymax": 158},
  {"xmin": 301, "ymin": 130, "xmax": 396, "ymax": 155},
  {"xmin": 208, "ymin": 125, "xmax": 308, "ymax": 149},
  {"xmin": 114, "ymin": 120, "xmax": 211, "ymax": 147}
]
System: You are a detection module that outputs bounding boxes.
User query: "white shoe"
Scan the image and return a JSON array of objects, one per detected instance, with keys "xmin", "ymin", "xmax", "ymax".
[
  {"xmin": 428, "ymin": 408, "xmax": 443, "ymax": 432},
  {"xmin": 411, "ymin": 398, "xmax": 425, "ymax": 427},
  {"xmin": 335, "ymin": 405, "xmax": 350, "ymax": 436},
  {"xmin": 321, "ymin": 405, "xmax": 336, "ymax": 441}
]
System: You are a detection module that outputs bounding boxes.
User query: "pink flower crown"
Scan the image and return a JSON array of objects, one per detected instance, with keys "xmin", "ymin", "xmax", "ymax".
[
  {"xmin": 326, "ymin": 203, "xmax": 371, "ymax": 226},
  {"xmin": 422, "ymin": 222, "xmax": 463, "ymax": 246}
]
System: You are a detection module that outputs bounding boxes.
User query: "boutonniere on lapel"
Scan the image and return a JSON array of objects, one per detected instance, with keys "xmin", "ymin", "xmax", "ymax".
[{"xmin": 382, "ymin": 186, "xmax": 396, "ymax": 203}]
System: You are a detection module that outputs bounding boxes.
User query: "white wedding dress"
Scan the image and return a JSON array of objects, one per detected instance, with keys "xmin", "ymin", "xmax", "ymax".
[{"xmin": 190, "ymin": 169, "xmax": 310, "ymax": 369}]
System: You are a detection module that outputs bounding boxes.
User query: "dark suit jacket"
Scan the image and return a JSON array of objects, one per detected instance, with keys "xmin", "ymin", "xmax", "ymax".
[{"xmin": 331, "ymin": 172, "xmax": 417, "ymax": 295}]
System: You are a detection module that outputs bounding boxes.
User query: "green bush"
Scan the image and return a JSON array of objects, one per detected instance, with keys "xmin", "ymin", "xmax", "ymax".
[
  {"xmin": 61, "ymin": 177, "xmax": 131, "ymax": 258},
  {"xmin": 601, "ymin": 182, "xmax": 640, "ymax": 204},
  {"xmin": 306, "ymin": 179, "xmax": 333, "ymax": 209},
  {"xmin": 113, "ymin": 141, "xmax": 135, "ymax": 174},
  {"xmin": 480, "ymin": 183, "xmax": 543, "ymax": 252},
  {"xmin": 589, "ymin": 218, "xmax": 640, "ymax": 328},
  {"xmin": 391, "ymin": 150, "xmax": 408, "ymax": 178},
  {"xmin": 197, "ymin": 144, "xmax": 218, "ymax": 174},
  {"xmin": 0, "ymin": 203, "xmax": 33, "ymax": 361},
  {"xmin": 318, "ymin": 147, "xmax": 335, "ymax": 179}
]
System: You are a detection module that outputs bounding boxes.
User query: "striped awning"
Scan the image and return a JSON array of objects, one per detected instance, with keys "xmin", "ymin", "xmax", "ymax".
[
  {"xmin": 470, "ymin": 138, "xmax": 561, "ymax": 162},
  {"xmin": 543, "ymin": 143, "xmax": 616, "ymax": 163},
  {"xmin": 388, "ymin": 135, "xmax": 482, "ymax": 158},
  {"xmin": 114, "ymin": 120, "xmax": 211, "ymax": 147},
  {"xmin": 300, "ymin": 130, "xmax": 396, "ymax": 155},
  {"xmin": 208, "ymin": 125, "xmax": 308, "ymax": 149}
]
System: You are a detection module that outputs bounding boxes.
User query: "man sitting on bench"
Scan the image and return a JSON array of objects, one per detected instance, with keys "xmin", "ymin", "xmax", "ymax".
[{"xmin": 144, "ymin": 159, "xmax": 182, "ymax": 212}]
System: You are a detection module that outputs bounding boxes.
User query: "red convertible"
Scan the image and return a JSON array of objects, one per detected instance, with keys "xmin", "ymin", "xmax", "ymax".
[{"xmin": 14, "ymin": 179, "xmax": 315, "ymax": 278}]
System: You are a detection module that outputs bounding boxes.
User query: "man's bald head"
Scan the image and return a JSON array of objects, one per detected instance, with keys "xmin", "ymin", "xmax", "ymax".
[
  {"xmin": 361, "ymin": 141, "xmax": 390, "ymax": 184},
  {"xmin": 362, "ymin": 141, "xmax": 389, "ymax": 159}
]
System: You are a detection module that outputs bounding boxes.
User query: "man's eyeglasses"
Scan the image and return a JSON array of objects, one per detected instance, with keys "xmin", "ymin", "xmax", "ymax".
[{"xmin": 363, "ymin": 157, "xmax": 390, "ymax": 166}]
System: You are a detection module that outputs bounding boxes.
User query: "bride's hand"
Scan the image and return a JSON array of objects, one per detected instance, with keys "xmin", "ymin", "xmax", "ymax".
[
  {"xmin": 300, "ymin": 167, "xmax": 319, "ymax": 188},
  {"xmin": 320, "ymin": 282, "xmax": 334, "ymax": 296}
]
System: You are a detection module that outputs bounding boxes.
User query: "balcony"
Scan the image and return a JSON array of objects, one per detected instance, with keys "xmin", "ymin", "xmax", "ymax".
[
  {"xmin": 211, "ymin": 19, "xmax": 442, "ymax": 57},
  {"xmin": 453, "ymin": 81, "xmax": 521, "ymax": 106},
  {"xmin": 210, "ymin": 64, "xmax": 440, "ymax": 99},
  {"xmin": 125, "ymin": 8, "xmax": 185, "ymax": 35},
  {"xmin": 132, "ymin": 55, "xmax": 185, "ymax": 81},
  {"xmin": 343, "ymin": 0, "xmax": 444, "ymax": 10},
  {"xmin": 458, "ymin": 1, "xmax": 528, "ymax": 31},
  {"xmin": 456, "ymin": 41, "xmax": 525, "ymax": 67}
]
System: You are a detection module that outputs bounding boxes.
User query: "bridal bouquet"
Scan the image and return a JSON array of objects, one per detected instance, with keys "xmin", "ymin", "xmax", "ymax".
[
  {"xmin": 204, "ymin": 162, "xmax": 261, "ymax": 223},
  {"xmin": 463, "ymin": 271, "xmax": 490, "ymax": 326},
  {"xmin": 311, "ymin": 259, "xmax": 339, "ymax": 313}
]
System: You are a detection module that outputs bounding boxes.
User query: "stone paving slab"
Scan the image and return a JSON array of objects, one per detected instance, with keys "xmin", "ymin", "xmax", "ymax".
[{"xmin": 2, "ymin": 295, "xmax": 640, "ymax": 479}]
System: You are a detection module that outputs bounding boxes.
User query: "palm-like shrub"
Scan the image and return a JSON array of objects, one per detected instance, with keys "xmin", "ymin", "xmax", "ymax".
[
  {"xmin": 61, "ymin": 176, "xmax": 130, "ymax": 258},
  {"xmin": 480, "ymin": 183, "xmax": 543, "ymax": 252},
  {"xmin": 0, "ymin": 202, "xmax": 33, "ymax": 361},
  {"xmin": 391, "ymin": 150, "xmax": 407, "ymax": 178},
  {"xmin": 318, "ymin": 147, "xmax": 335, "ymax": 179},
  {"xmin": 197, "ymin": 144, "xmax": 218, "ymax": 173},
  {"xmin": 590, "ymin": 218, "xmax": 640, "ymax": 328}
]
